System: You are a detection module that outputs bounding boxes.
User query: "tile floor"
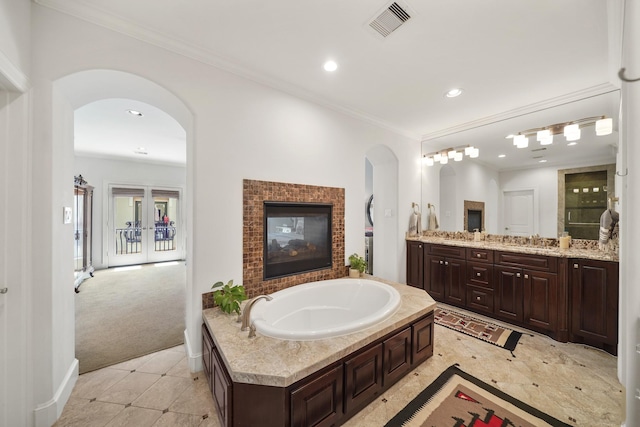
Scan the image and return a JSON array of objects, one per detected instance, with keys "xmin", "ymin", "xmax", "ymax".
[{"xmin": 56, "ymin": 305, "xmax": 624, "ymax": 427}]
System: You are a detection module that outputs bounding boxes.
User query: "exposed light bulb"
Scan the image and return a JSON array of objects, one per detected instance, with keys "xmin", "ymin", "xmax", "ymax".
[
  {"xmin": 433, "ymin": 153, "xmax": 442, "ymax": 162},
  {"xmin": 448, "ymin": 149, "xmax": 457, "ymax": 159},
  {"xmin": 454, "ymin": 152, "xmax": 463, "ymax": 161},
  {"xmin": 425, "ymin": 156, "xmax": 434, "ymax": 166},
  {"xmin": 470, "ymin": 148, "xmax": 479, "ymax": 158},
  {"xmin": 464, "ymin": 146, "xmax": 474, "ymax": 156},
  {"xmin": 440, "ymin": 155, "xmax": 448, "ymax": 165},
  {"xmin": 514, "ymin": 134, "xmax": 528, "ymax": 148},
  {"xmin": 537, "ymin": 129, "xmax": 553, "ymax": 145}
]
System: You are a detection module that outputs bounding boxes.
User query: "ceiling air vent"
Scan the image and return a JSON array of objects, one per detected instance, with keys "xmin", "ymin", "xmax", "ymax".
[{"xmin": 369, "ymin": 2, "xmax": 411, "ymax": 38}]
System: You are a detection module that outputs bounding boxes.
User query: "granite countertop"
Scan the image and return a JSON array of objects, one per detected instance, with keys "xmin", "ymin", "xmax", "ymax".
[
  {"xmin": 202, "ymin": 277, "xmax": 436, "ymax": 388},
  {"xmin": 407, "ymin": 235, "xmax": 619, "ymax": 262}
]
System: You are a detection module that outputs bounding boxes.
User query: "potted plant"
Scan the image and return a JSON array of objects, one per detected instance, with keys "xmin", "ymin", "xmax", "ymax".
[
  {"xmin": 348, "ymin": 253, "xmax": 366, "ymax": 278},
  {"xmin": 211, "ymin": 279, "xmax": 247, "ymax": 316}
]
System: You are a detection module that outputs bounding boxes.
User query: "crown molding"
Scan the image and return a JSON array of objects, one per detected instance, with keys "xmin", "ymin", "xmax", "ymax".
[
  {"xmin": 420, "ymin": 82, "xmax": 620, "ymax": 141},
  {"xmin": 34, "ymin": 0, "xmax": 420, "ymax": 141}
]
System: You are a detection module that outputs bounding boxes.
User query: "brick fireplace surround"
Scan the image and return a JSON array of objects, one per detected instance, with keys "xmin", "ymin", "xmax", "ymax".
[{"xmin": 202, "ymin": 179, "xmax": 347, "ymax": 308}]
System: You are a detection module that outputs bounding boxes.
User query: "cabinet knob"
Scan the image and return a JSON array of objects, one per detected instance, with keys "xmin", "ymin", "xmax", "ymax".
[
  {"xmin": 573, "ymin": 263, "xmax": 579, "ymax": 269},
  {"xmin": 477, "ymin": 253, "xmax": 481, "ymax": 258},
  {"xmin": 476, "ymin": 272, "xmax": 481, "ymax": 277},
  {"xmin": 476, "ymin": 296, "xmax": 481, "ymax": 301},
  {"xmin": 440, "ymin": 260, "xmax": 444, "ymax": 265},
  {"xmin": 445, "ymin": 261, "xmax": 449, "ymax": 266},
  {"xmin": 418, "ymin": 245, "xmax": 422, "ymax": 249},
  {"xmin": 516, "ymin": 273, "xmax": 521, "ymax": 278},
  {"xmin": 524, "ymin": 274, "xmax": 529, "ymax": 279}
]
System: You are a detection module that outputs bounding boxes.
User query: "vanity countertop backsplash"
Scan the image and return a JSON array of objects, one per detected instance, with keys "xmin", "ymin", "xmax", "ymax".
[{"xmin": 407, "ymin": 230, "xmax": 618, "ymax": 262}]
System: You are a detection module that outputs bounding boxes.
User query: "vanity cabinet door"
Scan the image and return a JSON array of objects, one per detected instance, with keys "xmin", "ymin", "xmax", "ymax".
[
  {"xmin": 425, "ymin": 256, "xmax": 445, "ymax": 300},
  {"xmin": 570, "ymin": 259, "xmax": 618, "ymax": 355},
  {"xmin": 523, "ymin": 270, "xmax": 558, "ymax": 333},
  {"xmin": 444, "ymin": 258, "xmax": 466, "ymax": 307},
  {"xmin": 406, "ymin": 241, "xmax": 424, "ymax": 289},
  {"xmin": 493, "ymin": 266, "xmax": 524, "ymax": 323},
  {"xmin": 344, "ymin": 344, "xmax": 383, "ymax": 417},
  {"xmin": 291, "ymin": 364, "xmax": 344, "ymax": 427},
  {"xmin": 382, "ymin": 328, "xmax": 412, "ymax": 387}
]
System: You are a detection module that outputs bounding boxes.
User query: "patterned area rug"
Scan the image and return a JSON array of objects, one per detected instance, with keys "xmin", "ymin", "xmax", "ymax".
[
  {"xmin": 434, "ymin": 307, "xmax": 522, "ymax": 355},
  {"xmin": 385, "ymin": 364, "xmax": 572, "ymax": 427}
]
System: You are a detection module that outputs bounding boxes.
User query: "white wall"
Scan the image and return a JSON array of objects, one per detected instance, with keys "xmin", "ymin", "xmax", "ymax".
[
  {"xmin": 74, "ymin": 156, "xmax": 187, "ymax": 269},
  {"xmin": 26, "ymin": 5, "xmax": 420, "ymax": 424},
  {"xmin": 0, "ymin": 0, "xmax": 30, "ymax": 90}
]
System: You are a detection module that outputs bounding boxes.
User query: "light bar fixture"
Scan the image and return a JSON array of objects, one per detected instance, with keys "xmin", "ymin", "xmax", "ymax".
[
  {"xmin": 510, "ymin": 115, "xmax": 612, "ymax": 148},
  {"xmin": 423, "ymin": 145, "xmax": 479, "ymax": 166}
]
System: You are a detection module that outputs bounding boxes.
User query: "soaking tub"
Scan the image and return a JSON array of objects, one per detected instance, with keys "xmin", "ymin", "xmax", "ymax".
[{"xmin": 250, "ymin": 278, "xmax": 401, "ymax": 340}]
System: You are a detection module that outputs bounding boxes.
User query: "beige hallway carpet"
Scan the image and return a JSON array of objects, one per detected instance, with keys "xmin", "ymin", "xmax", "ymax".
[{"xmin": 75, "ymin": 262, "xmax": 186, "ymax": 374}]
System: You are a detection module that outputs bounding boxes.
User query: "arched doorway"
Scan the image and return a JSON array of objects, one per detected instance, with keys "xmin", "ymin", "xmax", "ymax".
[{"xmin": 54, "ymin": 70, "xmax": 194, "ymax": 372}]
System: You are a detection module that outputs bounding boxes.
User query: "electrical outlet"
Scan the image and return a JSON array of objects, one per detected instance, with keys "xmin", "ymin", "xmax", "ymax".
[{"xmin": 63, "ymin": 207, "xmax": 72, "ymax": 224}]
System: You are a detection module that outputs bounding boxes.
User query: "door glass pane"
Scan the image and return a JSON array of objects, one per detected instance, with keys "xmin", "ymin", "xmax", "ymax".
[
  {"xmin": 74, "ymin": 189, "xmax": 84, "ymax": 271},
  {"xmin": 114, "ymin": 195, "xmax": 143, "ymax": 255},
  {"xmin": 153, "ymin": 195, "xmax": 178, "ymax": 253}
]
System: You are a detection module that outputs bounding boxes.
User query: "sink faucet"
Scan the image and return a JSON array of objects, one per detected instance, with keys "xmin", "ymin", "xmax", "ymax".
[{"xmin": 241, "ymin": 295, "xmax": 273, "ymax": 338}]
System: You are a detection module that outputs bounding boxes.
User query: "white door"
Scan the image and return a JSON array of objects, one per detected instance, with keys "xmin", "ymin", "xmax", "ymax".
[
  {"xmin": 108, "ymin": 185, "xmax": 183, "ymax": 266},
  {"xmin": 503, "ymin": 189, "xmax": 534, "ymax": 236},
  {"xmin": 0, "ymin": 90, "xmax": 29, "ymax": 426}
]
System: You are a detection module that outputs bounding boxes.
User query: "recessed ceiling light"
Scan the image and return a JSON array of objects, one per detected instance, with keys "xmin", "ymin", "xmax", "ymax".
[
  {"xmin": 445, "ymin": 88, "xmax": 463, "ymax": 98},
  {"xmin": 323, "ymin": 60, "xmax": 338, "ymax": 72},
  {"xmin": 498, "ymin": 154, "xmax": 506, "ymax": 158},
  {"xmin": 505, "ymin": 134, "xmax": 515, "ymax": 139},
  {"xmin": 137, "ymin": 146, "xmax": 146, "ymax": 151},
  {"xmin": 567, "ymin": 142, "xmax": 578, "ymax": 146},
  {"xmin": 539, "ymin": 159, "xmax": 547, "ymax": 163},
  {"xmin": 127, "ymin": 109, "xmax": 143, "ymax": 117}
]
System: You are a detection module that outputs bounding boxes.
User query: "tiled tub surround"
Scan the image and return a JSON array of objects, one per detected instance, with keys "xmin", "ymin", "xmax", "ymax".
[
  {"xmin": 413, "ymin": 230, "xmax": 618, "ymax": 262},
  {"xmin": 202, "ymin": 277, "xmax": 436, "ymax": 426},
  {"xmin": 202, "ymin": 277, "xmax": 435, "ymax": 387},
  {"xmin": 242, "ymin": 179, "xmax": 346, "ymax": 299}
]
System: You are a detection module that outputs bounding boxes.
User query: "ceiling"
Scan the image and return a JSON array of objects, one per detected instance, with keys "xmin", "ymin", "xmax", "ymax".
[{"xmin": 57, "ymin": 0, "xmax": 621, "ymax": 169}]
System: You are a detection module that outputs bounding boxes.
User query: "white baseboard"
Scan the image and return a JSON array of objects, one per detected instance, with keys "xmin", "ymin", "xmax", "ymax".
[
  {"xmin": 184, "ymin": 329, "xmax": 203, "ymax": 373},
  {"xmin": 34, "ymin": 358, "xmax": 79, "ymax": 427}
]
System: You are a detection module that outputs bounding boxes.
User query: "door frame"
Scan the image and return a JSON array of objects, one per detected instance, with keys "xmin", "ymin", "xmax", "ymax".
[{"xmin": 104, "ymin": 181, "xmax": 185, "ymax": 267}]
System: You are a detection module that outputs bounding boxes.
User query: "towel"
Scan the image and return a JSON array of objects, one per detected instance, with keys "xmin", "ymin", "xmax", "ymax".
[
  {"xmin": 428, "ymin": 205, "xmax": 439, "ymax": 230},
  {"xmin": 408, "ymin": 211, "xmax": 421, "ymax": 236},
  {"xmin": 599, "ymin": 208, "xmax": 619, "ymax": 249}
]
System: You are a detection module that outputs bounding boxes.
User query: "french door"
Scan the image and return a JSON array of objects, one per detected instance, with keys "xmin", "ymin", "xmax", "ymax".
[{"xmin": 108, "ymin": 185, "xmax": 183, "ymax": 266}]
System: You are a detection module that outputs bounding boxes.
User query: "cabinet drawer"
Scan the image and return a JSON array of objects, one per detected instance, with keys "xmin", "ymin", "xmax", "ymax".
[
  {"xmin": 428, "ymin": 244, "xmax": 465, "ymax": 259},
  {"xmin": 466, "ymin": 248, "xmax": 494, "ymax": 263},
  {"xmin": 466, "ymin": 285, "xmax": 494, "ymax": 314},
  {"xmin": 495, "ymin": 251, "xmax": 557, "ymax": 272},
  {"xmin": 467, "ymin": 262, "xmax": 492, "ymax": 287}
]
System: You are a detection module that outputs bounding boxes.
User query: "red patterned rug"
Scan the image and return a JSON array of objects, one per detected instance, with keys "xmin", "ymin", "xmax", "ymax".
[
  {"xmin": 434, "ymin": 307, "xmax": 523, "ymax": 355},
  {"xmin": 385, "ymin": 364, "xmax": 572, "ymax": 427}
]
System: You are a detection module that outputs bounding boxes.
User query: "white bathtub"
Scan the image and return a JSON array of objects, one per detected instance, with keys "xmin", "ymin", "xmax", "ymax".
[{"xmin": 250, "ymin": 278, "xmax": 401, "ymax": 340}]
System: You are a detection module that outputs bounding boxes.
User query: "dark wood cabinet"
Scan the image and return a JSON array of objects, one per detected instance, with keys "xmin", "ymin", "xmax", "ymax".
[
  {"xmin": 406, "ymin": 241, "xmax": 424, "ymax": 289},
  {"xmin": 570, "ymin": 259, "xmax": 619, "ymax": 355},
  {"xmin": 382, "ymin": 328, "xmax": 412, "ymax": 387},
  {"xmin": 524, "ymin": 270, "xmax": 558, "ymax": 333},
  {"xmin": 291, "ymin": 365, "xmax": 344, "ymax": 427},
  {"xmin": 344, "ymin": 344, "xmax": 383, "ymax": 416},
  {"xmin": 493, "ymin": 265, "xmax": 524, "ymax": 323},
  {"xmin": 203, "ymin": 311, "xmax": 434, "ymax": 427},
  {"xmin": 426, "ymin": 244, "xmax": 466, "ymax": 306},
  {"xmin": 412, "ymin": 314, "xmax": 434, "ymax": 365},
  {"xmin": 466, "ymin": 256, "xmax": 494, "ymax": 315}
]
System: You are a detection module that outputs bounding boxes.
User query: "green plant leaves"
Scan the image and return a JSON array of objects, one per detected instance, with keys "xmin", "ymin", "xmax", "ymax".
[{"xmin": 211, "ymin": 279, "xmax": 247, "ymax": 315}]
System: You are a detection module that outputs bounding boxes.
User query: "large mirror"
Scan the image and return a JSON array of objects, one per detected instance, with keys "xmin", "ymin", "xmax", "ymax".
[{"xmin": 421, "ymin": 91, "xmax": 620, "ymax": 238}]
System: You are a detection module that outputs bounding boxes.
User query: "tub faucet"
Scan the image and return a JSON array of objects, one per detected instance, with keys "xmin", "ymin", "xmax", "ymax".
[{"xmin": 241, "ymin": 295, "xmax": 273, "ymax": 338}]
